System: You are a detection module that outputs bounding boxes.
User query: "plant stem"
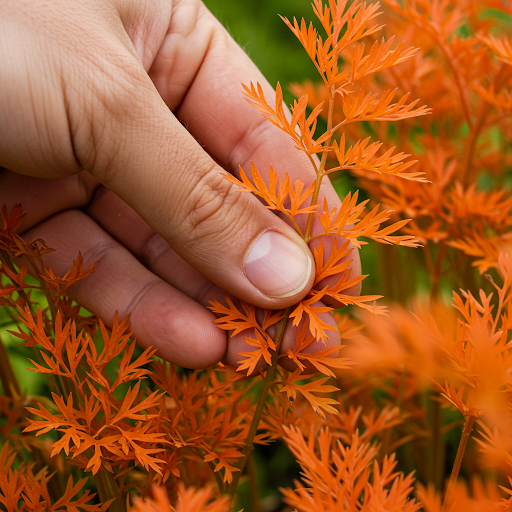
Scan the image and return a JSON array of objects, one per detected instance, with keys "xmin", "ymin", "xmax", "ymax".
[
  {"xmin": 442, "ymin": 414, "xmax": 476, "ymax": 509},
  {"xmin": 0, "ymin": 249, "xmax": 36, "ymax": 316},
  {"xmin": 227, "ymin": 307, "xmax": 291, "ymax": 500},
  {"xmin": 95, "ymin": 470, "xmax": 125, "ymax": 512},
  {"xmin": 304, "ymin": 84, "xmax": 336, "ymax": 240},
  {"xmin": 430, "ymin": 243, "xmax": 447, "ymax": 304},
  {"xmin": 247, "ymin": 451, "xmax": 263, "ymax": 512},
  {"xmin": 461, "ymin": 103, "xmax": 490, "ymax": 187},
  {"xmin": 33, "ymin": 263, "xmax": 58, "ymax": 331},
  {"xmin": 228, "ymin": 71, "xmax": 336, "ymax": 509},
  {"xmin": 391, "ymin": 12, "xmax": 472, "ymax": 127},
  {"xmin": 437, "ymin": 41, "xmax": 473, "ymax": 130},
  {"xmin": 461, "ymin": 64, "xmax": 507, "ymax": 187},
  {"xmin": 0, "ymin": 332, "xmax": 21, "ymax": 398},
  {"xmin": 207, "ymin": 460, "xmax": 225, "ymax": 494},
  {"xmin": 431, "ymin": 398, "xmax": 444, "ymax": 491}
]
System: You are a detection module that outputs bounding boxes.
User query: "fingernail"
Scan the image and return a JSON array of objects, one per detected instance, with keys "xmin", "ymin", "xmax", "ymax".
[{"xmin": 245, "ymin": 231, "xmax": 311, "ymax": 298}]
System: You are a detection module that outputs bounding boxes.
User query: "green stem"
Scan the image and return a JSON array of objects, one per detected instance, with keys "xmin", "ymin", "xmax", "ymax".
[
  {"xmin": 0, "ymin": 332, "xmax": 21, "ymax": 398},
  {"xmin": 94, "ymin": 470, "xmax": 125, "ymax": 512},
  {"xmin": 431, "ymin": 398, "xmax": 444, "ymax": 491},
  {"xmin": 461, "ymin": 64, "xmax": 507, "ymax": 187},
  {"xmin": 304, "ymin": 84, "xmax": 336, "ymax": 240},
  {"xmin": 207, "ymin": 460, "xmax": 225, "ymax": 494},
  {"xmin": 0, "ymin": 249, "xmax": 36, "ymax": 316},
  {"xmin": 247, "ymin": 451, "xmax": 263, "ymax": 512},
  {"xmin": 442, "ymin": 414, "xmax": 476, "ymax": 509},
  {"xmin": 227, "ymin": 307, "xmax": 291, "ymax": 500}
]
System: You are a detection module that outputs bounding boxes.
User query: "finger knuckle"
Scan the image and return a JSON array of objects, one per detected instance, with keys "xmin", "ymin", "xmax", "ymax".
[{"xmin": 181, "ymin": 166, "xmax": 254, "ymax": 246}]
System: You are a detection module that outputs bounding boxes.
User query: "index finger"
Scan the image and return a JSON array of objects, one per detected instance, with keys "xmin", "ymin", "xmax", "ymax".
[
  {"xmin": 148, "ymin": 0, "xmax": 361, "ymax": 295},
  {"xmin": 150, "ymin": 1, "xmax": 334, "ymax": 198}
]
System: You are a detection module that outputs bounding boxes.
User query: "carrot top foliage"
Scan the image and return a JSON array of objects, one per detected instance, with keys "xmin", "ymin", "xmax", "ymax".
[{"xmin": 1, "ymin": 0, "xmax": 512, "ymax": 511}]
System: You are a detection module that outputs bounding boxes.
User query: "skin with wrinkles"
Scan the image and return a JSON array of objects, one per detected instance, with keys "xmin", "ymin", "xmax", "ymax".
[{"xmin": 0, "ymin": 0, "xmax": 361, "ymax": 368}]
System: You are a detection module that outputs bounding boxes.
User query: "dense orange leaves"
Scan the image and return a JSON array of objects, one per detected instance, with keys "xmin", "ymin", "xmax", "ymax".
[
  {"xmin": 208, "ymin": 4, "xmax": 430, "ymax": 497},
  {"xmin": 0, "ymin": 442, "xmax": 111, "ymax": 512},
  {"xmin": 281, "ymin": 426, "xmax": 420, "ymax": 512},
  {"xmin": 17, "ymin": 311, "xmax": 169, "ymax": 476},
  {"xmin": 290, "ymin": 0, "xmax": 512, "ymax": 508},
  {"xmin": 132, "ymin": 484, "xmax": 232, "ymax": 512},
  {"xmin": 209, "ymin": 10, "xmax": 430, "ymax": 466},
  {"xmin": 308, "ymin": 0, "xmax": 512, "ymax": 285},
  {"xmin": 418, "ymin": 479, "xmax": 512, "ymax": 512}
]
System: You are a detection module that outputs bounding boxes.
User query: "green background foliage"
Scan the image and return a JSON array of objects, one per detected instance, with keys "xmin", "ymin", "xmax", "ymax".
[{"xmin": 203, "ymin": 0, "xmax": 316, "ymax": 89}]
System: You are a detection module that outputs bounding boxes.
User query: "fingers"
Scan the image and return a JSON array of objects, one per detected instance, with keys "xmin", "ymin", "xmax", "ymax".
[
  {"xmin": 85, "ymin": 188, "xmax": 341, "ymax": 369},
  {"xmin": 76, "ymin": 57, "xmax": 315, "ymax": 306},
  {"xmin": 20, "ymin": 202, "xmax": 339, "ymax": 372},
  {"xmin": 148, "ymin": 0, "xmax": 362, "ymax": 301},
  {"xmin": 147, "ymin": 1, "xmax": 337, "ymax": 217},
  {"xmin": 0, "ymin": 0, "xmax": 315, "ymax": 308},
  {"xmin": 224, "ymin": 312, "xmax": 341, "ymax": 373},
  {"xmin": 1, "ymin": 0, "xmax": 355, "ymax": 312},
  {"xmin": 0, "ymin": 169, "xmax": 99, "ymax": 231},
  {"xmin": 21, "ymin": 209, "xmax": 227, "ymax": 368},
  {"xmin": 86, "ymin": 186, "xmax": 216, "ymax": 302},
  {"xmin": 65, "ymin": 5, "xmax": 316, "ymax": 308}
]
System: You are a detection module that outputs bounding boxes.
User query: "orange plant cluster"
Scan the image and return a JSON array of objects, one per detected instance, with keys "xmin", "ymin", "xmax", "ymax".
[{"xmin": 1, "ymin": 0, "xmax": 512, "ymax": 511}]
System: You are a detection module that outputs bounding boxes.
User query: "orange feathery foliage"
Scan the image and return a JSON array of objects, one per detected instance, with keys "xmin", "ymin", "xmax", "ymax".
[
  {"xmin": 418, "ymin": 478, "xmax": 512, "ymax": 512},
  {"xmin": 131, "ymin": 484, "xmax": 232, "ymax": 512},
  {"xmin": 281, "ymin": 426, "xmax": 420, "ymax": 512},
  {"xmin": 16, "ymin": 311, "xmax": 167, "ymax": 476},
  {"xmin": 293, "ymin": 0, "xmax": 512, "ymax": 292},
  {"xmin": 217, "ymin": 0, "xmax": 429, "ymax": 367},
  {"xmin": 0, "ymin": 441, "xmax": 111, "ymax": 512}
]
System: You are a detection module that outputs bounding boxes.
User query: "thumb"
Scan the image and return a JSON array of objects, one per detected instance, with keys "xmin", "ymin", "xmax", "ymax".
[{"xmin": 71, "ymin": 46, "xmax": 314, "ymax": 308}]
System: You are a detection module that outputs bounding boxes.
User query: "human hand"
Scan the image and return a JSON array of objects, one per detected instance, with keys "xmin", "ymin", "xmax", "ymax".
[{"xmin": 0, "ymin": 0, "xmax": 361, "ymax": 369}]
